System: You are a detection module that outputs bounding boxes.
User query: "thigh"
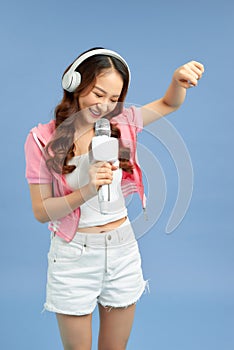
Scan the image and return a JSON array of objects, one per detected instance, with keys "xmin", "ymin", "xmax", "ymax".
[
  {"xmin": 98, "ymin": 303, "xmax": 136, "ymax": 350},
  {"xmin": 56, "ymin": 313, "xmax": 92, "ymax": 350}
]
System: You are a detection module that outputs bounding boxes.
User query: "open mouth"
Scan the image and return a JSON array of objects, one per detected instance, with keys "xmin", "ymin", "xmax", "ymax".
[{"xmin": 89, "ymin": 107, "xmax": 101, "ymax": 118}]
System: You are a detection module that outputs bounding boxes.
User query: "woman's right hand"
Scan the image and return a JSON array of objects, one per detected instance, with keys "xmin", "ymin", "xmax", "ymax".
[
  {"xmin": 28, "ymin": 162, "xmax": 118, "ymax": 223},
  {"xmin": 88, "ymin": 161, "xmax": 117, "ymax": 196}
]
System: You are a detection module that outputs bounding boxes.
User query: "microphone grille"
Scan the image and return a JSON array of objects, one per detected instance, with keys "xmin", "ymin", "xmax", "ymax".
[{"xmin": 95, "ymin": 118, "xmax": 111, "ymax": 137}]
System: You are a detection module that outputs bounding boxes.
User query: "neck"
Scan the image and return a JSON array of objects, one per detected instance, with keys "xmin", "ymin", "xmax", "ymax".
[
  {"xmin": 73, "ymin": 124, "xmax": 95, "ymax": 156},
  {"xmin": 74, "ymin": 119, "xmax": 95, "ymax": 139}
]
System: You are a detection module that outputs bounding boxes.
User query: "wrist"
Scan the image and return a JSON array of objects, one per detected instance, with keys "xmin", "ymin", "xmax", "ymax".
[
  {"xmin": 164, "ymin": 79, "xmax": 186, "ymax": 108},
  {"xmin": 171, "ymin": 76, "xmax": 186, "ymax": 90},
  {"xmin": 80, "ymin": 183, "xmax": 97, "ymax": 202}
]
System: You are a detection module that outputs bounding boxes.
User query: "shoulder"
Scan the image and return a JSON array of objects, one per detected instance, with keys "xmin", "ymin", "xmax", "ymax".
[
  {"xmin": 25, "ymin": 119, "xmax": 56, "ymax": 147},
  {"xmin": 112, "ymin": 106, "xmax": 143, "ymax": 133},
  {"xmin": 24, "ymin": 120, "xmax": 54, "ymax": 183}
]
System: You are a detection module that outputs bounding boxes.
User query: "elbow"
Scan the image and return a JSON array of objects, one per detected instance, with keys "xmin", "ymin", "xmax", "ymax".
[
  {"xmin": 35, "ymin": 215, "xmax": 49, "ymax": 224},
  {"xmin": 162, "ymin": 98, "xmax": 180, "ymax": 112},
  {"xmin": 33, "ymin": 207, "xmax": 50, "ymax": 223},
  {"xmin": 34, "ymin": 212, "xmax": 49, "ymax": 224}
]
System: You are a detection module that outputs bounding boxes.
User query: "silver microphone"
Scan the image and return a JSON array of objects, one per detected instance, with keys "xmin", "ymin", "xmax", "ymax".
[{"xmin": 91, "ymin": 118, "xmax": 119, "ymax": 214}]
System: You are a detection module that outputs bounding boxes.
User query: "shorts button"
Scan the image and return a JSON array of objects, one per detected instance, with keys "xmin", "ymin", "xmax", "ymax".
[{"xmin": 107, "ymin": 234, "xmax": 112, "ymax": 240}]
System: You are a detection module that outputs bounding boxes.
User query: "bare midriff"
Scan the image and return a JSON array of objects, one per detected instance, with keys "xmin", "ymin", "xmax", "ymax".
[{"xmin": 77, "ymin": 216, "xmax": 127, "ymax": 233}]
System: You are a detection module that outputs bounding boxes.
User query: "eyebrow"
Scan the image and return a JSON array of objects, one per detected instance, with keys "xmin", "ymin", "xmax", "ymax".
[{"xmin": 94, "ymin": 85, "xmax": 120, "ymax": 98}]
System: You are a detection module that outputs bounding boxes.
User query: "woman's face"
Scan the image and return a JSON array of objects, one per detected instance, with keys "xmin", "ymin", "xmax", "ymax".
[{"xmin": 78, "ymin": 70, "xmax": 123, "ymax": 125}]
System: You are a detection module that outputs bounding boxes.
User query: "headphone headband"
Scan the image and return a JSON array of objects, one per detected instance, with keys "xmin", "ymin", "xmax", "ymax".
[{"xmin": 62, "ymin": 48, "xmax": 131, "ymax": 93}]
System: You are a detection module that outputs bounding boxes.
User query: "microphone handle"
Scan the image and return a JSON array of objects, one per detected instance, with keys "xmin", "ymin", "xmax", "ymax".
[{"xmin": 98, "ymin": 184, "xmax": 110, "ymax": 214}]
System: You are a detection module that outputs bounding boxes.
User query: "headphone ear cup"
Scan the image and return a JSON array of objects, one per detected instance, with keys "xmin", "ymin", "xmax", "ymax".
[
  {"xmin": 69, "ymin": 71, "xmax": 81, "ymax": 92},
  {"xmin": 62, "ymin": 71, "xmax": 81, "ymax": 92}
]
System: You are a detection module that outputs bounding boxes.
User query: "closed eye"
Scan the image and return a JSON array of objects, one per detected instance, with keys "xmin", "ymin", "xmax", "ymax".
[
  {"xmin": 93, "ymin": 92, "xmax": 118, "ymax": 103},
  {"xmin": 94, "ymin": 92, "xmax": 103, "ymax": 98}
]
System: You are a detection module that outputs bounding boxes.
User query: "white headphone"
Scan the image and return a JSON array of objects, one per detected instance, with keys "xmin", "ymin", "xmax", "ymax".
[{"xmin": 62, "ymin": 48, "xmax": 131, "ymax": 93}]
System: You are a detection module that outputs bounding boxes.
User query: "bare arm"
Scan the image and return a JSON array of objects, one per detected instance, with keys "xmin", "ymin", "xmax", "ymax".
[
  {"xmin": 29, "ymin": 161, "xmax": 116, "ymax": 223},
  {"xmin": 29, "ymin": 183, "xmax": 94, "ymax": 223},
  {"xmin": 141, "ymin": 60, "xmax": 205, "ymax": 126}
]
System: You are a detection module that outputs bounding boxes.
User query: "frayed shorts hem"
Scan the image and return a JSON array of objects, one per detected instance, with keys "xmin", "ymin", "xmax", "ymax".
[
  {"xmin": 43, "ymin": 281, "xmax": 149, "ymax": 316},
  {"xmin": 42, "ymin": 303, "xmax": 95, "ymax": 316},
  {"xmin": 98, "ymin": 280, "xmax": 150, "ymax": 310}
]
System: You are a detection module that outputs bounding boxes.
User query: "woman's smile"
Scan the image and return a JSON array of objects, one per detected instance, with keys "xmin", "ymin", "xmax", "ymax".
[
  {"xmin": 88, "ymin": 106, "xmax": 102, "ymax": 118},
  {"xmin": 78, "ymin": 70, "xmax": 123, "ymax": 125}
]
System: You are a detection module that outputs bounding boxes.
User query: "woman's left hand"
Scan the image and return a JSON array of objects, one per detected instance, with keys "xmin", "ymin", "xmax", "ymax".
[
  {"xmin": 142, "ymin": 59, "xmax": 205, "ymax": 125},
  {"xmin": 173, "ymin": 60, "xmax": 205, "ymax": 89}
]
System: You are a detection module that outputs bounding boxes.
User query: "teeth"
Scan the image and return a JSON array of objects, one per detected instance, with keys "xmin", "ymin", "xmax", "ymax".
[{"xmin": 90, "ymin": 108, "xmax": 100, "ymax": 116}]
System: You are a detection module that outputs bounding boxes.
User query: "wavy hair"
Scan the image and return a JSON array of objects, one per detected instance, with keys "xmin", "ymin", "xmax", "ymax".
[{"xmin": 45, "ymin": 48, "xmax": 133, "ymax": 175}]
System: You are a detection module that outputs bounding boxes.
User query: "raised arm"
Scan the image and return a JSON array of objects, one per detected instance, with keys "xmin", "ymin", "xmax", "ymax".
[{"xmin": 141, "ymin": 60, "xmax": 205, "ymax": 126}]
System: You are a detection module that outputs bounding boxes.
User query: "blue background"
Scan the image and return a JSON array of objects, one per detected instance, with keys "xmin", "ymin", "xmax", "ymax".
[{"xmin": 1, "ymin": 0, "xmax": 233, "ymax": 349}]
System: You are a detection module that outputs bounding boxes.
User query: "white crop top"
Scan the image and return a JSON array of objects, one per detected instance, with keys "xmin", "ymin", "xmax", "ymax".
[{"xmin": 66, "ymin": 154, "xmax": 127, "ymax": 228}]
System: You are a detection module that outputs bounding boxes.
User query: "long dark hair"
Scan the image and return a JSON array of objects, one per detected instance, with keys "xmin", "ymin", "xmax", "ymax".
[{"xmin": 45, "ymin": 48, "xmax": 133, "ymax": 175}]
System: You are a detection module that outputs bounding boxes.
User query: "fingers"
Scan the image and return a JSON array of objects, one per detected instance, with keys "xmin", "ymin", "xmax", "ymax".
[
  {"xmin": 174, "ymin": 60, "xmax": 205, "ymax": 88},
  {"xmin": 92, "ymin": 162, "xmax": 118, "ymax": 173},
  {"xmin": 191, "ymin": 60, "xmax": 205, "ymax": 74},
  {"xmin": 89, "ymin": 162, "xmax": 116, "ymax": 191},
  {"xmin": 186, "ymin": 61, "xmax": 204, "ymax": 83},
  {"xmin": 93, "ymin": 162, "xmax": 113, "ymax": 178}
]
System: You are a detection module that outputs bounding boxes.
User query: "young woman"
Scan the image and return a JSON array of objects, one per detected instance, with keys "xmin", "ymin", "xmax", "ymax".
[{"xmin": 25, "ymin": 48, "xmax": 204, "ymax": 350}]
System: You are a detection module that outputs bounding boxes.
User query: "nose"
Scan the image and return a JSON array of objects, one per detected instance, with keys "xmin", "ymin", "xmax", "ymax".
[{"xmin": 97, "ymin": 100, "xmax": 110, "ymax": 113}]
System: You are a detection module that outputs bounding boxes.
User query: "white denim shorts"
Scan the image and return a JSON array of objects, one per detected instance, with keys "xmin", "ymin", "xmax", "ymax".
[{"xmin": 44, "ymin": 218, "xmax": 148, "ymax": 316}]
